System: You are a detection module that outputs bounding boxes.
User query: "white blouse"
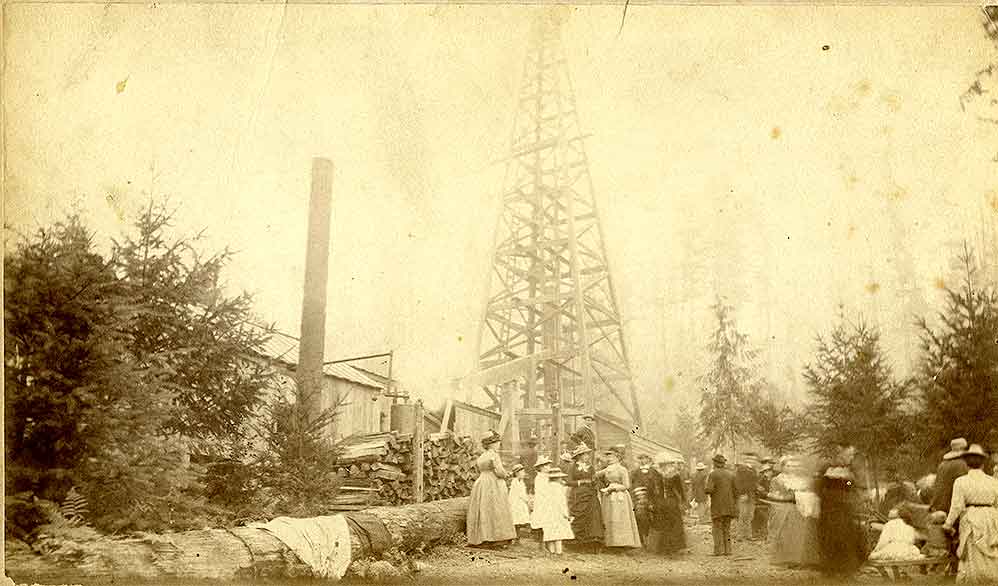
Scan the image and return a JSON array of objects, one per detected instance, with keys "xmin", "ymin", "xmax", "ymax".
[{"xmin": 945, "ymin": 469, "xmax": 998, "ymax": 528}]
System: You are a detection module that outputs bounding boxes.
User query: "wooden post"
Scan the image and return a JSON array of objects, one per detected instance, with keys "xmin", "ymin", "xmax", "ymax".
[
  {"xmin": 441, "ymin": 399, "xmax": 454, "ymax": 433},
  {"xmin": 414, "ymin": 400, "xmax": 425, "ymax": 503},
  {"xmin": 500, "ymin": 380, "xmax": 520, "ymax": 460}
]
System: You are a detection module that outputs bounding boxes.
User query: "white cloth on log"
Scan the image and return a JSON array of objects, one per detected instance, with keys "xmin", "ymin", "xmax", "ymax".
[{"xmin": 251, "ymin": 515, "xmax": 352, "ymax": 579}]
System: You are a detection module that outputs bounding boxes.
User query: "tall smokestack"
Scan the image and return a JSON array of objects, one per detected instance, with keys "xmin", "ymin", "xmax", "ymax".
[{"xmin": 298, "ymin": 157, "xmax": 334, "ymax": 436}]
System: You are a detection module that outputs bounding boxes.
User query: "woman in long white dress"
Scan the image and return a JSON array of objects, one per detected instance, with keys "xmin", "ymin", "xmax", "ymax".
[
  {"xmin": 466, "ymin": 431, "xmax": 517, "ymax": 547},
  {"xmin": 943, "ymin": 444, "xmax": 998, "ymax": 582},
  {"xmin": 595, "ymin": 447, "xmax": 642, "ymax": 548}
]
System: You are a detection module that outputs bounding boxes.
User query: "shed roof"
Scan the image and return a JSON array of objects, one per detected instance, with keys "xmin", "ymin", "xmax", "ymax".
[{"xmin": 252, "ymin": 325, "xmax": 385, "ymax": 390}]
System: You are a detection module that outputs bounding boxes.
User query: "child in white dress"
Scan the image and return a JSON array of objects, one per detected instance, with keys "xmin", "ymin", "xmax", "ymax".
[
  {"xmin": 869, "ymin": 506, "xmax": 923, "ymax": 562},
  {"xmin": 509, "ymin": 464, "xmax": 531, "ymax": 540},
  {"xmin": 530, "ymin": 456, "xmax": 553, "ymax": 549},
  {"xmin": 544, "ymin": 470, "xmax": 575, "ymax": 554}
]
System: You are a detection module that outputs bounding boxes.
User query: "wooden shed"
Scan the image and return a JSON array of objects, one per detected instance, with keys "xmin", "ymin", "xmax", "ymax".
[
  {"xmin": 596, "ymin": 411, "xmax": 683, "ymax": 465},
  {"xmin": 251, "ymin": 327, "xmax": 392, "ymax": 441}
]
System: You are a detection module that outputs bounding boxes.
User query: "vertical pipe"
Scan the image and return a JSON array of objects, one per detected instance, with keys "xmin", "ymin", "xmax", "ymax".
[{"xmin": 298, "ymin": 157, "xmax": 334, "ymax": 438}]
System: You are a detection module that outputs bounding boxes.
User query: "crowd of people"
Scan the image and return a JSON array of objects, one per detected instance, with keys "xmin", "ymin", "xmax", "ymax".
[
  {"xmin": 464, "ymin": 423, "xmax": 998, "ymax": 582},
  {"xmin": 464, "ymin": 414, "xmax": 689, "ymax": 555}
]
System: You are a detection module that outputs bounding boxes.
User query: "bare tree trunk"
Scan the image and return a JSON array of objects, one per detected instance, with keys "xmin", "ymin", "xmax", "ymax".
[{"xmin": 8, "ymin": 498, "xmax": 469, "ymax": 583}]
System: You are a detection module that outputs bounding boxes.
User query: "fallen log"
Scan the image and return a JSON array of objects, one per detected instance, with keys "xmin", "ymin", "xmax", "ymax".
[{"xmin": 7, "ymin": 498, "xmax": 469, "ymax": 583}]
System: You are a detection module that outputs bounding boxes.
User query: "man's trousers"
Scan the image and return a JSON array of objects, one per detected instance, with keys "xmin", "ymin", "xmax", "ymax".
[{"xmin": 712, "ymin": 515, "xmax": 734, "ymax": 555}]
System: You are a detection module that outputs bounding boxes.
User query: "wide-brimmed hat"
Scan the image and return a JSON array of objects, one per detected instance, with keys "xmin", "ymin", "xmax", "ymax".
[
  {"xmin": 534, "ymin": 455, "xmax": 552, "ymax": 468},
  {"xmin": 510, "ymin": 463, "xmax": 525, "ymax": 475},
  {"xmin": 712, "ymin": 453, "xmax": 727, "ymax": 465},
  {"xmin": 696, "ymin": 462, "xmax": 706, "ymax": 471},
  {"xmin": 481, "ymin": 431, "xmax": 501, "ymax": 447},
  {"xmin": 962, "ymin": 444, "xmax": 988, "ymax": 458},
  {"xmin": 761, "ymin": 464, "xmax": 773, "ymax": 473},
  {"xmin": 944, "ymin": 437, "xmax": 969, "ymax": 460},
  {"xmin": 548, "ymin": 470, "xmax": 568, "ymax": 480},
  {"xmin": 572, "ymin": 444, "xmax": 592, "ymax": 458},
  {"xmin": 582, "ymin": 413, "xmax": 596, "ymax": 421}
]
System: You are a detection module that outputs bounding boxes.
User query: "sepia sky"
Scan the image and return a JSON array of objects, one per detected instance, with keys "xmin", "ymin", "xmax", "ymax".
[{"xmin": 5, "ymin": 4, "xmax": 997, "ymax": 414}]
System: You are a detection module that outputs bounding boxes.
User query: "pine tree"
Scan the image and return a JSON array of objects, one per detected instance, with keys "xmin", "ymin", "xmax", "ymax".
[
  {"xmin": 745, "ymin": 385, "xmax": 809, "ymax": 458},
  {"xmin": 917, "ymin": 244, "xmax": 998, "ymax": 452},
  {"xmin": 803, "ymin": 315, "xmax": 912, "ymax": 489},
  {"xmin": 698, "ymin": 296, "xmax": 762, "ymax": 453},
  {"xmin": 667, "ymin": 402, "xmax": 705, "ymax": 466},
  {"xmin": 112, "ymin": 202, "xmax": 273, "ymax": 447},
  {"xmin": 5, "ymin": 205, "xmax": 275, "ymax": 533}
]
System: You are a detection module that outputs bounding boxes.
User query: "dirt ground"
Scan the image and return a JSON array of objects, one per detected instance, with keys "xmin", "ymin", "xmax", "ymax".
[{"xmin": 344, "ymin": 520, "xmax": 952, "ymax": 585}]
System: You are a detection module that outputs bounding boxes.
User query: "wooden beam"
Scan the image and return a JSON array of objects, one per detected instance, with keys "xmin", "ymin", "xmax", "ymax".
[
  {"xmin": 440, "ymin": 399, "xmax": 454, "ymax": 433},
  {"xmin": 414, "ymin": 400, "xmax": 425, "ymax": 503}
]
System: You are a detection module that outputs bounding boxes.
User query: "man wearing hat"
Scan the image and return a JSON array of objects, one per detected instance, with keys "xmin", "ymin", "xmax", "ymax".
[
  {"xmin": 519, "ymin": 435, "xmax": 539, "ymax": 493},
  {"xmin": 932, "ymin": 438, "xmax": 970, "ymax": 515},
  {"xmin": 735, "ymin": 453, "xmax": 760, "ymax": 541},
  {"xmin": 692, "ymin": 462, "xmax": 709, "ymax": 525},
  {"xmin": 753, "ymin": 458, "xmax": 775, "ymax": 540},
  {"xmin": 572, "ymin": 413, "xmax": 597, "ymax": 452},
  {"xmin": 705, "ymin": 453, "xmax": 737, "ymax": 556},
  {"xmin": 631, "ymin": 453, "xmax": 664, "ymax": 548},
  {"xmin": 932, "ymin": 437, "xmax": 970, "ymax": 575}
]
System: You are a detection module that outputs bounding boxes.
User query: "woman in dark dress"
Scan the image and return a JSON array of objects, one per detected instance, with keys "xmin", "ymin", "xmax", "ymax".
[
  {"xmin": 657, "ymin": 458, "xmax": 687, "ymax": 555},
  {"xmin": 566, "ymin": 444, "xmax": 604, "ymax": 551},
  {"xmin": 816, "ymin": 445, "xmax": 868, "ymax": 578}
]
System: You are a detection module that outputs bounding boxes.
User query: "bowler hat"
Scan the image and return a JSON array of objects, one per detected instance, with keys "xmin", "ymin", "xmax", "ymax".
[{"xmin": 712, "ymin": 453, "xmax": 727, "ymax": 465}]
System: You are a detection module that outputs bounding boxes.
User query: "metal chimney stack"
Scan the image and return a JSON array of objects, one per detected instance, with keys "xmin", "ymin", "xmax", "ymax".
[{"xmin": 298, "ymin": 157, "xmax": 334, "ymax": 436}]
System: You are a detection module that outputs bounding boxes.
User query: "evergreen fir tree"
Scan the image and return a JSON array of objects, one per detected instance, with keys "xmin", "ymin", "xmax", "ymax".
[
  {"xmin": 698, "ymin": 296, "xmax": 762, "ymax": 453},
  {"xmin": 917, "ymin": 244, "xmax": 998, "ymax": 452},
  {"xmin": 803, "ymin": 315, "xmax": 912, "ymax": 489}
]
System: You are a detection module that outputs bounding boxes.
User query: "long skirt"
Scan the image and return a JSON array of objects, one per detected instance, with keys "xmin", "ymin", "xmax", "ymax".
[
  {"xmin": 569, "ymin": 484, "xmax": 604, "ymax": 543},
  {"xmin": 955, "ymin": 506, "xmax": 998, "ymax": 583},
  {"xmin": 466, "ymin": 471, "xmax": 516, "ymax": 545},
  {"xmin": 657, "ymin": 501, "xmax": 686, "ymax": 553},
  {"xmin": 818, "ymin": 493, "xmax": 867, "ymax": 576},
  {"xmin": 600, "ymin": 490, "xmax": 641, "ymax": 547},
  {"xmin": 769, "ymin": 502, "xmax": 820, "ymax": 567}
]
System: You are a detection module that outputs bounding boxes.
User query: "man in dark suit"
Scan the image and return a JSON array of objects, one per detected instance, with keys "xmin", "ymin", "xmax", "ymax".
[
  {"xmin": 520, "ymin": 436, "xmax": 539, "ymax": 493},
  {"xmin": 734, "ymin": 453, "xmax": 759, "ymax": 541},
  {"xmin": 705, "ymin": 453, "xmax": 737, "ymax": 556},
  {"xmin": 932, "ymin": 437, "xmax": 970, "ymax": 513},
  {"xmin": 572, "ymin": 413, "xmax": 597, "ymax": 450},
  {"xmin": 932, "ymin": 437, "xmax": 969, "ymax": 575}
]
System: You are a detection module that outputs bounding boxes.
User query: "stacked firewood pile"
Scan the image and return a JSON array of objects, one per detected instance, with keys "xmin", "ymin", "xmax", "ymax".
[
  {"xmin": 422, "ymin": 432, "xmax": 480, "ymax": 502},
  {"xmin": 332, "ymin": 431, "xmax": 480, "ymax": 509}
]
